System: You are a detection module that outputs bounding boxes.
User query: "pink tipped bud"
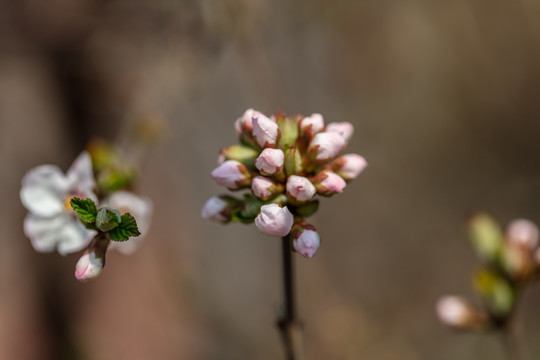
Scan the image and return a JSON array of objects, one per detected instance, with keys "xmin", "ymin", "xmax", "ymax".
[
  {"xmin": 506, "ymin": 219, "xmax": 539, "ymax": 250},
  {"xmin": 291, "ymin": 222, "xmax": 320, "ymax": 258},
  {"xmin": 255, "ymin": 204, "xmax": 294, "ymax": 237},
  {"xmin": 75, "ymin": 250, "xmax": 104, "ymax": 282},
  {"xmin": 299, "ymin": 113, "xmax": 324, "ymax": 137},
  {"xmin": 326, "ymin": 122, "xmax": 354, "ymax": 142},
  {"xmin": 286, "ymin": 175, "xmax": 316, "ymax": 202},
  {"xmin": 332, "ymin": 154, "xmax": 367, "ymax": 181},
  {"xmin": 211, "ymin": 160, "xmax": 251, "ymax": 190},
  {"xmin": 201, "ymin": 196, "xmax": 232, "ymax": 223},
  {"xmin": 312, "ymin": 171, "xmax": 346, "ymax": 195},
  {"xmin": 235, "ymin": 108, "xmax": 257, "ymax": 134},
  {"xmin": 252, "ymin": 176, "xmax": 283, "ymax": 200},
  {"xmin": 255, "ymin": 148, "xmax": 285, "ymax": 175},
  {"xmin": 435, "ymin": 296, "xmax": 486, "ymax": 329},
  {"xmin": 253, "ymin": 114, "xmax": 279, "ymax": 148},
  {"xmin": 308, "ymin": 132, "xmax": 346, "ymax": 162}
]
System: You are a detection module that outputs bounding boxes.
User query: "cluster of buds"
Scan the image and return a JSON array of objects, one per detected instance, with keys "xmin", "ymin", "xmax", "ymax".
[
  {"xmin": 202, "ymin": 109, "xmax": 367, "ymax": 258},
  {"xmin": 436, "ymin": 214, "xmax": 540, "ymax": 330},
  {"xmin": 20, "ymin": 140, "xmax": 152, "ymax": 282}
]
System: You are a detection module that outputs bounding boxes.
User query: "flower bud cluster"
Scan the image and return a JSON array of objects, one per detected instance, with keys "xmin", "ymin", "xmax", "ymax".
[
  {"xmin": 437, "ymin": 214, "xmax": 540, "ymax": 331},
  {"xmin": 203, "ymin": 109, "xmax": 367, "ymax": 258}
]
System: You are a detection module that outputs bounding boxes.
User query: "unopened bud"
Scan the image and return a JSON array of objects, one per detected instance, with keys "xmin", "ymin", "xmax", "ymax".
[
  {"xmin": 255, "ymin": 148, "xmax": 285, "ymax": 175},
  {"xmin": 312, "ymin": 171, "xmax": 347, "ymax": 195},
  {"xmin": 299, "ymin": 113, "xmax": 324, "ymax": 137},
  {"xmin": 253, "ymin": 113, "xmax": 279, "ymax": 148},
  {"xmin": 326, "ymin": 122, "xmax": 354, "ymax": 142},
  {"xmin": 502, "ymin": 243, "xmax": 534, "ymax": 280},
  {"xmin": 234, "ymin": 108, "xmax": 257, "ymax": 135},
  {"xmin": 308, "ymin": 131, "xmax": 346, "ymax": 162},
  {"xmin": 286, "ymin": 175, "xmax": 316, "ymax": 202},
  {"xmin": 201, "ymin": 195, "xmax": 239, "ymax": 223},
  {"xmin": 506, "ymin": 219, "xmax": 539, "ymax": 250},
  {"xmin": 332, "ymin": 154, "xmax": 367, "ymax": 181},
  {"xmin": 252, "ymin": 176, "xmax": 283, "ymax": 201},
  {"xmin": 291, "ymin": 222, "xmax": 320, "ymax": 258},
  {"xmin": 75, "ymin": 234, "xmax": 108, "ymax": 282},
  {"xmin": 436, "ymin": 296, "xmax": 486, "ymax": 329},
  {"xmin": 255, "ymin": 204, "xmax": 294, "ymax": 237},
  {"xmin": 211, "ymin": 160, "xmax": 252, "ymax": 190},
  {"xmin": 75, "ymin": 250, "xmax": 104, "ymax": 282}
]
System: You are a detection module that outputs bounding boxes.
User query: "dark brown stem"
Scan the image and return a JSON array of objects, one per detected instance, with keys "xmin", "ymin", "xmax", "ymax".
[
  {"xmin": 277, "ymin": 236, "xmax": 303, "ymax": 360},
  {"xmin": 501, "ymin": 324, "xmax": 522, "ymax": 360}
]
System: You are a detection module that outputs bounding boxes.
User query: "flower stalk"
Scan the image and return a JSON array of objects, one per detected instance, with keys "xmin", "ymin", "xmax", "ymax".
[{"xmin": 277, "ymin": 235, "xmax": 304, "ymax": 360}]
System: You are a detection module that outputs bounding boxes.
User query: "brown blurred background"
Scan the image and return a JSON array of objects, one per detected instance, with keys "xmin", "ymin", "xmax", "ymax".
[{"xmin": 2, "ymin": 0, "xmax": 540, "ymax": 359}]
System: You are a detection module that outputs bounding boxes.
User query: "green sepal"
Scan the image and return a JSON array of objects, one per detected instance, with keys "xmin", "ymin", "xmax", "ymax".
[
  {"xmin": 284, "ymin": 147, "xmax": 303, "ymax": 177},
  {"xmin": 468, "ymin": 213, "xmax": 504, "ymax": 265},
  {"xmin": 277, "ymin": 115, "xmax": 299, "ymax": 150},
  {"xmin": 474, "ymin": 269, "xmax": 516, "ymax": 317},
  {"xmin": 108, "ymin": 213, "xmax": 141, "ymax": 242},
  {"xmin": 70, "ymin": 197, "xmax": 98, "ymax": 224},
  {"xmin": 294, "ymin": 200, "xmax": 319, "ymax": 218},
  {"xmin": 221, "ymin": 145, "xmax": 259, "ymax": 168},
  {"xmin": 96, "ymin": 207, "xmax": 121, "ymax": 232}
]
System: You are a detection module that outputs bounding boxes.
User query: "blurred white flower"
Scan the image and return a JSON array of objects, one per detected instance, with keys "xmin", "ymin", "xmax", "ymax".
[
  {"xmin": 103, "ymin": 191, "xmax": 152, "ymax": 255},
  {"xmin": 20, "ymin": 152, "xmax": 98, "ymax": 255}
]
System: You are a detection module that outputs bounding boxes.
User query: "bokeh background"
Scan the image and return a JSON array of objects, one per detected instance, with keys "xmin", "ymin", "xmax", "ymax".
[{"xmin": 2, "ymin": 0, "xmax": 540, "ymax": 359}]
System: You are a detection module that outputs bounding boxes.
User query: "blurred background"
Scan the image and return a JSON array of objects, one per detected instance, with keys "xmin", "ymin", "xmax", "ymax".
[{"xmin": 2, "ymin": 0, "xmax": 540, "ymax": 359}]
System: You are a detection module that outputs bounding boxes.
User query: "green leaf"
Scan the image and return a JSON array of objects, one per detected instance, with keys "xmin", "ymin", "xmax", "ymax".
[
  {"xmin": 468, "ymin": 213, "xmax": 504, "ymax": 265},
  {"xmin": 294, "ymin": 200, "xmax": 319, "ymax": 217},
  {"xmin": 96, "ymin": 207, "xmax": 121, "ymax": 232},
  {"xmin": 70, "ymin": 197, "xmax": 98, "ymax": 224},
  {"xmin": 108, "ymin": 213, "xmax": 141, "ymax": 242}
]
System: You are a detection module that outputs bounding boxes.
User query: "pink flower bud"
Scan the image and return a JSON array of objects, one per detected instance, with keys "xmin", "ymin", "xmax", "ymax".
[
  {"xmin": 286, "ymin": 175, "xmax": 316, "ymax": 202},
  {"xmin": 234, "ymin": 108, "xmax": 257, "ymax": 134},
  {"xmin": 253, "ymin": 113, "xmax": 279, "ymax": 148},
  {"xmin": 506, "ymin": 219, "xmax": 539, "ymax": 250},
  {"xmin": 75, "ymin": 249, "xmax": 104, "ymax": 282},
  {"xmin": 308, "ymin": 131, "xmax": 346, "ymax": 161},
  {"xmin": 201, "ymin": 196, "xmax": 229, "ymax": 223},
  {"xmin": 312, "ymin": 171, "xmax": 346, "ymax": 195},
  {"xmin": 255, "ymin": 204, "xmax": 294, "ymax": 237},
  {"xmin": 435, "ymin": 296, "xmax": 485, "ymax": 329},
  {"xmin": 252, "ymin": 176, "xmax": 283, "ymax": 200},
  {"xmin": 299, "ymin": 113, "xmax": 324, "ymax": 136},
  {"xmin": 211, "ymin": 160, "xmax": 251, "ymax": 190},
  {"xmin": 332, "ymin": 154, "xmax": 368, "ymax": 181},
  {"xmin": 326, "ymin": 122, "xmax": 354, "ymax": 142},
  {"xmin": 255, "ymin": 148, "xmax": 285, "ymax": 175},
  {"xmin": 291, "ymin": 223, "xmax": 320, "ymax": 258}
]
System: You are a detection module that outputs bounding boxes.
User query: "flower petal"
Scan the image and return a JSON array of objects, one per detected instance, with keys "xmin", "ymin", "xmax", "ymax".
[
  {"xmin": 20, "ymin": 165, "xmax": 68, "ymax": 217},
  {"xmin": 103, "ymin": 191, "xmax": 153, "ymax": 255},
  {"xmin": 56, "ymin": 218, "xmax": 97, "ymax": 256},
  {"xmin": 67, "ymin": 151, "xmax": 96, "ymax": 192}
]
